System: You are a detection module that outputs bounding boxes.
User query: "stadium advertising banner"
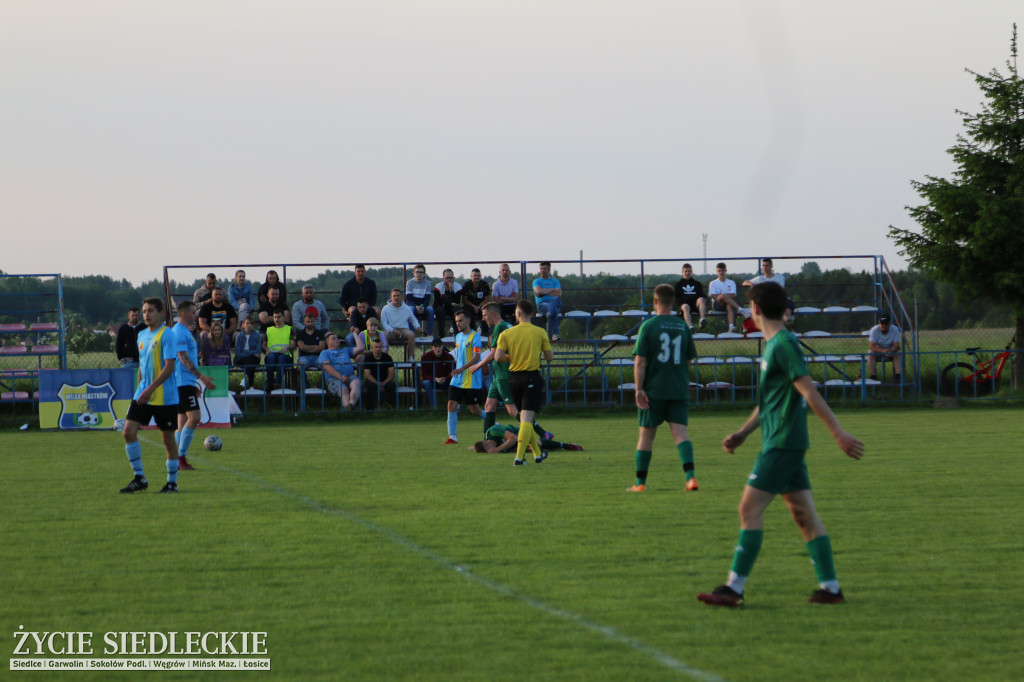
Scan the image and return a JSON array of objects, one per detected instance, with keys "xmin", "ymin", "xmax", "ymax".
[{"xmin": 39, "ymin": 367, "xmax": 237, "ymax": 430}]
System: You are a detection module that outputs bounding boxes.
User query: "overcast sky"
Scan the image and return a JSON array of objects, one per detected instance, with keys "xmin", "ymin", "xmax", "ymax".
[{"xmin": 2, "ymin": 1, "xmax": 1020, "ymax": 284}]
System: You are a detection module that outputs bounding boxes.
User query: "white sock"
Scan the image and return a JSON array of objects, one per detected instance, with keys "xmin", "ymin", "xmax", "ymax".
[
  {"xmin": 726, "ymin": 571, "xmax": 747, "ymax": 594},
  {"xmin": 820, "ymin": 580, "xmax": 840, "ymax": 594}
]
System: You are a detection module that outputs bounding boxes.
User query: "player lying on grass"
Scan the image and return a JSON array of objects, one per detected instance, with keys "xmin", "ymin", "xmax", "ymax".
[
  {"xmin": 473, "ymin": 423, "xmax": 583, "ymax": 463},
  {"xmin": 697, "ymin": 281, "xmax": 864, "ymax": 608}
]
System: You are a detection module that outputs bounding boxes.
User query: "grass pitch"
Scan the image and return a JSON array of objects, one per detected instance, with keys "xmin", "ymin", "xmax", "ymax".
[{"xmin": 2, "ymin": 406, "xmax": 1023, "ymax": 681}]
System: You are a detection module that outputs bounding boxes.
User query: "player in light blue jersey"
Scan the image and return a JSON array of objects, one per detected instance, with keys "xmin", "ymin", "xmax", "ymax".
[
  {"xmin": 444, "ymin": 310, "xmax": 483, "ymax": 444},
  {"xmin": 172, "ymin": 301, "xmax": 216, "ymax": 472},
  {"xmin": 121, "ymin": 297, "xmax": 181, "ymax": 494}
]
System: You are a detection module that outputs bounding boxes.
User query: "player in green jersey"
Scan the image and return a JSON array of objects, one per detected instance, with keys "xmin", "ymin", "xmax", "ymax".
[
  {"xmin": 698, "ymin": 281, "xmax": 864, "ymax": 608},
  {"xmin": 628, "ymin": 283, "xmax": 699, "ymax": 492},
  {"xmin": 473, "ymin": 423, "xmax": 583, "ymax": 458}
]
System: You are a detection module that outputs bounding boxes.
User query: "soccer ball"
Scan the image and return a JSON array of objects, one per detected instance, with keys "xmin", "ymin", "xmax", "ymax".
[
  {"xmin": 113, "ymin": 419, "xmax": 126, "ymax": 432},
  {"xmin": 204, "ymin": 435, "xmax": 223, "ymax": 451}
]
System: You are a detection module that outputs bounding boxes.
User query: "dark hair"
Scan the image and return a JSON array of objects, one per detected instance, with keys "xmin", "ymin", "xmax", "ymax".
[
  {"xmin": 471, "ymin": 268, "xmax": 481, "ymax": 274},
  {"xmin": 762, "ymin": 257, "xmax": 773, "ymax": 265},
  {"xmin": 716, "ymin": 262, "xmax": 727, "ymax": 270},
  {"xmin": 391, "ymin": 288, "xmax": 402, "ymax": 296},
  {"xmin": 128, "ymin": 306, "xmax": 140, "ymax": 313},
  {"xmin": 482, "ymin": 302, "xmax": 500, "ymax": 314},
  {"xmin": 682, "ymin": 263, "xmax": 692, "ymax": 270},
  {"xmin": 176, "ymin": 300, "xmax": 194, "ymax": 313},
  {"xmin": 357, "ymin": 297, "xmax": 367, "ymax": 304},
  {"xmin": 517, "ymin": 299, "xmax": 535, "ymax": 316},
  {"xmin": 749, "ymin": 282, "xmax": 787, "ymax": 320},
  {"xmin": 414, "ymin": 263, "xmax": 426, "ymax": 271},
  {"xmin": 653, "ymin": 284, "xmax": 675, "ymax": 306},
  {"xmin": 355, "ymin": 264, "xmax": 366, "ymax": 270},
  {"xmin": 142, "ymin": 297, "xmax": 164, "ymax": 313},
  {"xmin": 539, "ymin": 261, "xmax": 551, "ymax": 268}
]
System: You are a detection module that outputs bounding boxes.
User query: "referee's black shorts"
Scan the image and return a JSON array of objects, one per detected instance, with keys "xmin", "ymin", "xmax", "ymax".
[{"xmin": 509, "ymin": 370, "xmax": 545, "ymax": 413}]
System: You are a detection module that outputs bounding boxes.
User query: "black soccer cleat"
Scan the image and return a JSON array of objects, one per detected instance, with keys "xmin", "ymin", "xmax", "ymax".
[
  {"xmin": 697, "ymin": 585, "xmax": 744, "ymax": 607},
  {"xmin": 159, "ymin": 482, "xmax": 179, "ymax": 494},
  {"xmin": 119, "ymin": 476, "xmax": 148, "ymax": 494},
  {"xmin": 534, "ymin": 451, "xmax": 548, "ymax": 464},
  {"xmin": 808, "ymin": 588, "xmax": 845, "ymax": 604}
]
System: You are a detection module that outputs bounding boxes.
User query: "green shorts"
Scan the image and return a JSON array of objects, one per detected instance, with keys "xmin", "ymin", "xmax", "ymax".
[
  {"xmin": 748, "ymin": 448, "xmax": 811, "ymax": 495},
  {"xmin": 488, "ymin": 377, "xmax": 514, "ymax": 403},
  {"xmin": 637, "ymin": 398, "xmax": 688, "ymax": 429}
]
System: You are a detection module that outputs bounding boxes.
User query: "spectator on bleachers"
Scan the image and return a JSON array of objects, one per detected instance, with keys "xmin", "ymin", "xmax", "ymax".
[
  {"xmin": 115, "ymin": 307, "xmax": 144, "ymax": 371},
  {"xmin": 234, "ymin": 316, "xmax": 262, "ymax": 389},
  {"xmin": 492, "ymin": 263, "xmax": 519, "ymax": 323},
  {"xmin": 340, "ymin": 265, "xmax": 379, "ymax": 319},
  {"xmin": 867, "ymin": 315, "xmax": 902, "ymax": 383},
  {"xmin": 433, "ymin": 268, "xmax": 462, "ymax": 339},
  {"xmin": 405, "ymin": 264, "xmax": 435, "ymax": 338},
  {"xmin": 319, "ymin": 332, "xmax": 360, "ymax": 410},
  {"xmin": 193, "ymin": 273, "xmax": 218, "ymax": 306},
  {"xmin": 291, "ymin": 285, "xmax": 330, "ymax": 333},
  {"xmin": 228, "ymin": 270, "xmax": 255, "ymax": 320},
  {"xmin": 262, "ymin": 310, "xmax": 296, "ymax": 392},
  {"xmin": 198, "ymin": 287, "xmax": 238, "ymax": 337},
  {"xmin": 200, "ymin": 322, "xmax": 232, "ymax": 366},
  {"xmin": 742, "ymin": 258, "xmax": 794, "ymax": 320},
  {"xmin": 295, "ymin": 313, "xmax": 327, "ymax": 371},
  {"xmin": 347, "ymin": 298, "xmax": 379, "ymax": 335},
  {"xmin": 257, "ymin": 270, "xmax": 287, "ymax": 306},
  {"xmin": 674, "ymin": 263, "xmax": 708, "ymax": 331},
  {"xmin": 532, "ymin": 261, "xmax": 563, "ymax": 341},
  {"xmin": 461, "ymin": 268, "xmax": 491, "ymax": 334},
  {"xmin": 258, "ymin": 287, "xmax": 291, "ymax": 330},
  {"xmin": 381, "ymin": 289, "xmax": 423, "ymax": 359},
  {"xmin": 420, "ymin": 338, "xmax": 454, "ymax": 409},
  {"xmin": 709, "ymin": 262, "xmax": 741, "ymax": 333},
  {"xmin": 362, "ymin": 338, "xmax": 397, "ymax": 410},
  {"xmin": 352, "ymin": 317, "xmax": 388, "ymax": 361}
]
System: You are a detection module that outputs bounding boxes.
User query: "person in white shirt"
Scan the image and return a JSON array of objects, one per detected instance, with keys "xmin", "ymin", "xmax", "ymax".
[
  {"xmin": 867, "ymin": 315, "xmax": 902, "ymax": 382},
  {"xmin": 380, "ymin": 289, "xmax": 423, "ymax": 359},
  {"xmin": 742, "ymin": 258, "xmax": 794, "ymax": 320},
  {"xmin": 709, "ymin": 262, "xmax": 741, "ymax": 332}
]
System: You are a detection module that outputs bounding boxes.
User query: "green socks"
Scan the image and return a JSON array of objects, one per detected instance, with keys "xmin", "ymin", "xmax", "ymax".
[
  {"xmin": 806, "ymin": 535, "xmax": 838, "ymax": 583},
  {"xmin": 634, "ymin": 450, "xmax": 653, "ymax": 485},
  {"xmin": 730, "ymin": 529, "xmax": 764, "ymax": 578},
  {"xmin": 677, "ymin": 440, "xmax": 695, "ymax": 481}
]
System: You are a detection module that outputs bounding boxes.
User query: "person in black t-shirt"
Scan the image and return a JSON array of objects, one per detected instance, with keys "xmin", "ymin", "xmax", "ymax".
[
  {"xmin": 362, "ymin": 339, "xmax": 397, "ymax": 410},
  {"xmin": 295, "ymin": 314, "xmax": 327, "ymax": 371},
  {"xmin": 673, "ymin": 263, "xmax": 708, "ymax": 330}
]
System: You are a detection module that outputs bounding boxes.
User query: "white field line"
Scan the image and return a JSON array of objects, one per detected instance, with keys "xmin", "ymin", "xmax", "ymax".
[{"xmin": 146, "ymin": 439, "xmax": 725, "ymax": 681}]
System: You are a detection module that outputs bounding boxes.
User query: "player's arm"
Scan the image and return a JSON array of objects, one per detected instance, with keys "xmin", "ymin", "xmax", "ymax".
[
  {"xmin": 793, "ymin": 376, "xmax": 864, "ymax": 460},
  {"xmin": 723, "ymin": 406, "xmax": 760, "ymax": 453},
  {"xmin": 451, "ymin": 351, "xmax": 481, "ymax": 378},
  {"xmin": 177, "ymin": 350, "xmax": 215, "ymax": 389},
  {"xmin": 468, "ymin": 348, "xmax": 496, "ymax": 375},
  {"xmin": 633, "ymin": 354, "xmax": 649, "ymax": 409},
  {"xmin": 137, "ymin": 358, "xmax": 176, "ymax": 405},
  {"xmin": 383, "ymin": 365, "xmax": 396, "ymax": 385},
  {"xmin": 493, "ymin": 432, "xmax": 518, "ymax": 453}
]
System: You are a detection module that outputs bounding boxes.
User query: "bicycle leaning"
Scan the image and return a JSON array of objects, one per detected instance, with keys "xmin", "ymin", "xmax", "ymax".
[{"xmin": 940, "ymin": 335, "xmax": 1016, "ymax": 397}]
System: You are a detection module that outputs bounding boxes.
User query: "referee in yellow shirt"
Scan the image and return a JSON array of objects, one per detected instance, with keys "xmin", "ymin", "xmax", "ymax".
[{"xmin": 495, "ymin": 300, "xmax": 554, "ymax": 466}]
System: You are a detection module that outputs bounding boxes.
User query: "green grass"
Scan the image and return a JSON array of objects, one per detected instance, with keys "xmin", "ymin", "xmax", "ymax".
[{"xmin": 2, "ymin": 406, "xmax": 1023, "ymax": 681}]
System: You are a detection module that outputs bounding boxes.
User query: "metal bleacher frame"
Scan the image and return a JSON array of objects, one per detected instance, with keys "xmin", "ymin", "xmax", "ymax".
[
  {"xmin": 0, "ymin": 273, "xmax": 67, "ymax": 407},
  {"xmin": 161, "ymin": 255, "xmax": 915, "ymax": 412}
]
